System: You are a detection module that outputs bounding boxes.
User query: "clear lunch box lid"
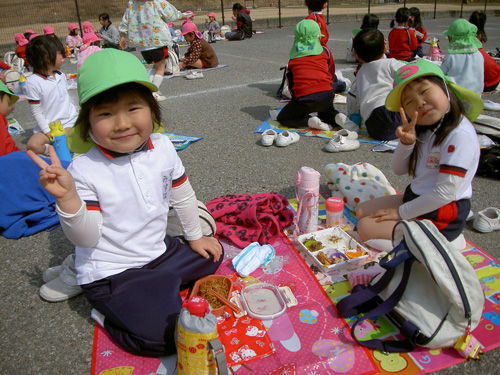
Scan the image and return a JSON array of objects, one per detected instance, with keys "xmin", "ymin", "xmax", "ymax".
[{"xmin": 240, "ymin": 282, "xmax": 287, "ymax": 320}]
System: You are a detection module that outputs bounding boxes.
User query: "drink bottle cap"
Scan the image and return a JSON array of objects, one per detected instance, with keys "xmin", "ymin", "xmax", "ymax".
[
  {"xmin": 295, "ymin": 166, "xmax": 320, "ymax": 188},
  {"xmin": 182, "ymin": 296, "xmax": 210, "ymax": 317},
  {"xmin": 326, "ymin": 197, "xmax": 344, "ymax": 212}
]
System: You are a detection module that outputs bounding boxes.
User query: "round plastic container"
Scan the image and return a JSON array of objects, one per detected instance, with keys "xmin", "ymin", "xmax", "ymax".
[
  {"xmin": 325, "ymin": 197, "xmax": 344, "ymax": 228},
  {"xmin": 240, "ymin": 283, "xmax": 287, "ymax": 320}
]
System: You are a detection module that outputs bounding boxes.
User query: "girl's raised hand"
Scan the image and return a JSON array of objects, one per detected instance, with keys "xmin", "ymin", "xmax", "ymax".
[
  {"xmin": 27, "ymin": 146, "xmax": 81, "ymax": 213},
  {"xmin": 395, "ymin": 108, "xmax": 418, "ymax": 145}
]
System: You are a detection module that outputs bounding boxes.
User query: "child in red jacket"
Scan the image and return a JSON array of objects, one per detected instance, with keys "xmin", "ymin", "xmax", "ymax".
[
  {"xmin": 388, "ymin": 7, "xmax": 418, "ymax": 61},
  {"xmin": 0, "ymin": 81, "xmax": 20, "ymax": 156}
]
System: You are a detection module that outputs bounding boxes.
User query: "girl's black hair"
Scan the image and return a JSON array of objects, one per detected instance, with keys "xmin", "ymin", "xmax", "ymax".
[
  {"xmin": 76, "ymin": 82, "xmax": 162, "ymax": 143},
  {"xmin": 305, "ymin": 0, "xmax": 327, "ymax": 12},
  {"xmin": 233, "ymin": 3, "xmax": 243, "ymax": 11},
  {"xmin": 69, "ymin": 29, "xmax": 78, "ymax": 36},
  {"xmin": 407, "ymin": 76, "xmax": 464, "ymax": 176},
  {"xmin": 25, "ymin": 35, "xmax": 65, "ymax": 73},
  {"xmin": 353, "ymin": 28, "xmax": 385, "ymax": 63},
  {"xmin": 390, "ymin": 7, "xmax": 410, "ymax": 28},
  {"xmin": 361, "ymin": 13, "xmax": 379, "ymax": 30},
  {"xmin": 409, "ymin": 7, "xmax": 423, "ymax": 30},
  {"xmin": 469, "ymin": 10, "xmax": 487, "ymax": 43}
]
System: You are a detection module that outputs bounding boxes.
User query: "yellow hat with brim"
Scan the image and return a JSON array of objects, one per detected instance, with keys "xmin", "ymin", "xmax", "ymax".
[
  {"xmin": 385, "ymin": 59, "xmax": 483, "ymax": 122},
  {"xmin": 68, "ymin": 49, "xmax": 160, "ymax": 154},
  {"xmin": 0, "ymin": 80, "xmax": 19, "ymax": 106}
]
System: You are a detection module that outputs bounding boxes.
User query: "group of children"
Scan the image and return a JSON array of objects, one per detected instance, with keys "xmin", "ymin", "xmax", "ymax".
[{"xmin": 1, "ymin": 0, "xmax": 499, "ymax": 362}]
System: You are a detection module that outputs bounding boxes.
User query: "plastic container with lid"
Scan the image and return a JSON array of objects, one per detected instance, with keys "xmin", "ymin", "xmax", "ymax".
[
  {"xmin": 240, "ymin": 283, "xmax": 287, "ymax": 320},
  {"xmin": 325, "ymin": 197, "xmax": 344, "ymax": 228}
]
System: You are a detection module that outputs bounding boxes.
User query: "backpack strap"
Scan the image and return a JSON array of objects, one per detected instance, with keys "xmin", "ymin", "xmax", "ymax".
[{"xmin": 337, "ymin": 241, "xmax": 420, "ymax": 352}]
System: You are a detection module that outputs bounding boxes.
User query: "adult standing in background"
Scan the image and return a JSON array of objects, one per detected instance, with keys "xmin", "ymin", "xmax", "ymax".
[{"xmin": 97, "ymin": 13, "xmax": 120, "ymax": 49}]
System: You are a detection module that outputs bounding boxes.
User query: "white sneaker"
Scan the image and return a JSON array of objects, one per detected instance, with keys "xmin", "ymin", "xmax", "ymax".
[
  {"xmin": 335, "ymin": 113, "xmax": 360, "ymax": 132},
  {"xmin": 261, "ymin": 129, "xmax": 277, "ymax": 146},
  {"xmin": 43, "ymin": 254, "xmax": 75, "ymax": 283},
  {"xmin": 39, "ymin": 264, "xmax": 82, "ymax": 302},
  {"xmin": 186, "ymin": 71, "xmax": 204, "ymax": 80},
  {"xmin": 153, "ymin": 92, "xmax": 167, "ymax": 102},
  {"xmin": 308, "ymin": 116, "xmax": 332, "ymax": 131},
  {"xmin": 325, "ymin": 132, "xmax": 360, "ymax": 152},
  {"xmin": 473, "ymin": 207, "xmax": 500, "ymax": 232},
  {"xmin": 333, "ymin": 128, "xmax": 358, "ymax": 140},
  {"xmin": 482, "ymin": 99, "xmax": 500, "ymax": 111},
  {"xmin": 276, "ymin": 130, "xmax": 300, "ymax": 147}
]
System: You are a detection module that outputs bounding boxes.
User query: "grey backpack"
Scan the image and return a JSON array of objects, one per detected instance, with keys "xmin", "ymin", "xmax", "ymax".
[
  {"xmin": 166, "ymin": 201, "xmax": 216, "ymax": 238},
  {"xmin": 337, "ymin": 220, "xmax": 484, "ymax": 352}
]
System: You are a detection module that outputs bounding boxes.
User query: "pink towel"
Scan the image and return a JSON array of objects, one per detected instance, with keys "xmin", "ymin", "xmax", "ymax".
[{"xmin": 206, "ymin": 193, "xmax": 294, "ymax": 248}]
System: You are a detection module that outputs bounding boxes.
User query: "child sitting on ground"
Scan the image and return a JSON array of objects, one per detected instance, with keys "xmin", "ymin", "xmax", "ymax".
[
  {"xmin": 14, "ymin": 33, "xmax": 29, "ymax": 69},
  {"xmin": 27, "ymin": 49, "xmax": 223, "ymax": 355},
  {"xmin": 24, "ymin": 35, "xmax": 78, "ymax": 155},
  {"xmin": 277, "ymin": 20, "xmax": 355, "ymax": 134},
  {"xmin": 356, "ymin": 59, "xmax": 483, "ymax": 251},
  {"xmin": 388, "ymin": 7, "xmax": 418, "ymax": 61},
  {"xmin": 409, "ymin": 7, "xmax": 427, "ymax": 58},
  {"xmin": 179, "ymin": 22, "xmax": 219, "ymax": 70},
  {"xmin": 440, "ymin": 19, "xmax": 484, "ymax": 98},
  {"xmin": 77, "ymin": 32, "xmax": 102, "ymax": 71},
  {"xmin": 305, "ymin": 0, "xmax": 329, "ymax": 47},
  {"xmin": 225, "ymin": 3, "xmax": 253, "ymax": 40},
  {"xmin": 66, "ymin": 23, "xmax": 83, "ymax": 55},
  {"xmin": 469, "ymin": 10, "xmax": 500, "ymax": 111},
  {"xmin": 353, "ymin": 28, "xmax": 405, "ymax": 140},
  {"xmin": 204, "ymin": 12, "xmax": 220, "ymax": 43},
  {"xmin": 0, "ymin": 80, "xmax": 20, "ymax": 156}
]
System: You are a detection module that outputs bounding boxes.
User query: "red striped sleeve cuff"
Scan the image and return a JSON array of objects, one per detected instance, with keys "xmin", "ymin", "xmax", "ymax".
[
  {"xmin": 85, "ymin": 200, "xmax": 101, "ymax": 211},
  {"xmin": 172, "ymin": 173, "xmax": 187, "ymax": 188},
  {"xmin": 440, "ymin": 164, "xmax": 467, "ymax": 177}
]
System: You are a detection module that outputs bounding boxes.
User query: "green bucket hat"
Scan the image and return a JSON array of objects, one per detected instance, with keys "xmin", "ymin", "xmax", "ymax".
[
  {"xmin": 0, "ymin": 80, "xmax": 19, "ymax": 106},
  {"xmin": 289, "ymin": 19, "xmax": 324, "ymax": 60},
  {"xmin": 385, "ymin": 59, "xmax": 483, "ymax": 122},
  {"xmin": 443, "ymin": 19, "xmax": 482, "ymax": 54},
  {"xmin": 68, "ymin": 49, "xmax": 161, "ymax": 154}
]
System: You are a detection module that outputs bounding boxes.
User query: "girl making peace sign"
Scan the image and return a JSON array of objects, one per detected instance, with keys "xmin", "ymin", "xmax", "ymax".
[{"xmin": 355, "ymin": 59, "xmax": 483, "ymax": 251}]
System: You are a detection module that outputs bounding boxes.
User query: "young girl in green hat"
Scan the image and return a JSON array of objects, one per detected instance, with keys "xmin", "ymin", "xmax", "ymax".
[
  {"xmin": 27, "ymin": 49, "xmax": 223, "ymax": 357},
  {"xmin": 356, "ymin": 59, "xmax": 483, "ymax": 251}
]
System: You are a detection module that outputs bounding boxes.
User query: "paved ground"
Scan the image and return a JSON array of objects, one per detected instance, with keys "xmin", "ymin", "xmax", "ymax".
[{"xmin": 1, "ymin": 10, "xmax": 500, "ymax": 375}]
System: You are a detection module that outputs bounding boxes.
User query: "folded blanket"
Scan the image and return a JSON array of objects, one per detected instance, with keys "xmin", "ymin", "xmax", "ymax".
[
  {"xmin": 206, "ymin": 193, "xmax": 294, "ymax": 248},
  {"xmin": 0, "ymin": 151, "xmax": 69, "ymax": 239}
]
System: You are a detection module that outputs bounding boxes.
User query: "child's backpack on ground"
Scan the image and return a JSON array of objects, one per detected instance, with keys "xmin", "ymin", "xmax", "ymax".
[
  {"xmin": 276, "ymin": 66, "xmax": 291, "ymax": 99},
  {"xmin": 337, "ymin": 219, "xmax": 484, "ymax": 352},
  {"xmin": 476, "ymin": 144, "xmax": 500, "ymax": 179},
  {"xmin": 165, "ymin": 43, "xmax": 180, "ymax": 75}
]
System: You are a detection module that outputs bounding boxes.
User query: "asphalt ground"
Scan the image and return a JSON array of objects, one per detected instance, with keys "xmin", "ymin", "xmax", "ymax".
[{"xmin": 1, "ymin": 14, "xmax": 500, "ymax": 375}]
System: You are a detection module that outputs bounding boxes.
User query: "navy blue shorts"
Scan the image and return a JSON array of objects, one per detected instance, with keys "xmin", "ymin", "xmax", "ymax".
[
  {"xmin": 81, "ymin": 235, "xmax": 223, "ymax": 357},
  {"xmin": 365, "ymin": 106, "xmax": 401, "ymax": 141},
  {"xmin": 141, "ymin": 46, "xmax": 169, "ymax": 64},
  {"xmin": 403, "ymin": 185, "xmax": 470, "ymax": 241}
]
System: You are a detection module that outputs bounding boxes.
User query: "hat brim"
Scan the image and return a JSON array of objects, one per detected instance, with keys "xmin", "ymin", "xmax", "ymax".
[{"xmin": 386, "ymin": 68, "xmax": 483, "ymax": 122}]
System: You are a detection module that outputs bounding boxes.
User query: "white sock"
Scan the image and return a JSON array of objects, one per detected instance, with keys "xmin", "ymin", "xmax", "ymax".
[
  {"xmin": 153, "ymin": 74, "xmax": 164, "ymax": 89},
  {"xmin": 91, "ymin": 308, "xmax": 106, "ymax": 327},
  {"xmin": 451, "ymin": 234, "xmax": 466, "ymax": 251},
  {"xmin": 308, "ymin": 116, "xmax": 332, "ymax": 131},
  {"xmin": 363, "ymin": 238, "xmax": 394, "ymax": 252},
  {"xmin": 148, "ymin": 68, "xmax": 156, "ymax": 82},
  {"xmin": 335, "ymin": 113, "xmax": 359, "ymax": 132}
]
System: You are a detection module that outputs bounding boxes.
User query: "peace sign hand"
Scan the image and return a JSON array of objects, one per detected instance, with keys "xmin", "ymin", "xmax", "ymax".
[
  {"xmin": 395, "ymin": 108, "xmax": 418, "ymax": 146},
  {"xmin": 27, "ymin": 146, "xmax": 82, "ymax": 214}
]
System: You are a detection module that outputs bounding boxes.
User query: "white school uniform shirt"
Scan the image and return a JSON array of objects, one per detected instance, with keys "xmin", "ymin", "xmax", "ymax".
[
  {"xmin": 406, "ymin": 116, "xmax": 479, "ymax": 200},
  {"xmin": 66, "ymin": 133, "xmax": 191, "ymax": 285},
  {"xmin": 441, "ymin": 51, "xmax": 484, "ymax": 96},
  {"xmin": 356, "ymin": 57, "xmax": 405, "ymax": 122},
  {"xmin": 24, "ymin": 71, "xmax": 78, "ymax": 134}
]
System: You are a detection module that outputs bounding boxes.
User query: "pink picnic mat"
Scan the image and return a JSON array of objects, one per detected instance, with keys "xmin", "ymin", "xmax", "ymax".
[{"xmin": 91, "ymin": 233, "xmax": 500, "ymax": 375}]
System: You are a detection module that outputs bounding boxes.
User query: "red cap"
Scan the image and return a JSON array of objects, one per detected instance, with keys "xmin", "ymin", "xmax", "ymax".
[
  {"xmin": 326, "ymin": 197, "xmax": 344, "ymax": 212},
  {"xmin": 182, "ymin": 296, "xmax": 210, "ymax": 317}
]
